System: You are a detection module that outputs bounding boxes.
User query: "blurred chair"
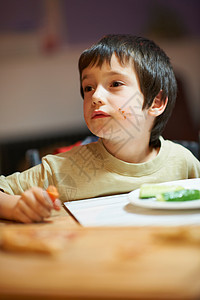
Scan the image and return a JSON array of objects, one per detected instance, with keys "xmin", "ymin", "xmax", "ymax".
[
  {"xmin": 173, "ymin": 140, "xmax": 199, "ymax": 161},
  {"xmin": 25, "ymin": 136, "xmax": 99, "ymax": 168},
  {"xmin": 26, "ymin": 149, "xmax": 41, "ymax": 168}
]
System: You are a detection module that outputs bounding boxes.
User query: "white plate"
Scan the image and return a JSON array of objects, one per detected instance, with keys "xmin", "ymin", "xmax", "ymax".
[{"xmin": 128, "ymin": 179, "xmax": 200, "ymax": 210}]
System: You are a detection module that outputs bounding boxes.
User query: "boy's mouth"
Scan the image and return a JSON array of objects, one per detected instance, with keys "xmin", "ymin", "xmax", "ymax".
[{"xmin": 91, "ymin": 110, "xmax": 110, "ymax": 119}]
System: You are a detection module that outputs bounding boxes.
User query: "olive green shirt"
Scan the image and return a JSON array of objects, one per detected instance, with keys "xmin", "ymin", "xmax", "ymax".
[{"xmin": 0, "ymin": 137, "xmax": 199, "ymax": 201}]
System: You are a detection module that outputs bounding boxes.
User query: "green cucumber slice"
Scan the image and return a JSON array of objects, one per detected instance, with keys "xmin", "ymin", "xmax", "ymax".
[
  {"xmin": 156, "ymin": 189, "xmax": 200, "ymax": 202},
  {"xmin": 139, "ymin": 184, "xmax": 184, "ymax": 199}
]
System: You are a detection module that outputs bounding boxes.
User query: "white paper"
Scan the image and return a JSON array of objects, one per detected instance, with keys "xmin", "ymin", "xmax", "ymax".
[{"xmin": 64, "ymin": 179, "xmax": 200, "ymax": 227}]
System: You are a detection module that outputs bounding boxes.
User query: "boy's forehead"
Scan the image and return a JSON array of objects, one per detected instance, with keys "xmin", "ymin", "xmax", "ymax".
[{"xmin": 81, "ymin": 54, "xmax": 134, "ymax": 79}]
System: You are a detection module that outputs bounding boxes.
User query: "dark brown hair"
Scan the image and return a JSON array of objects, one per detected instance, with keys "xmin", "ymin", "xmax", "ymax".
[{"xmin": 78, "ymin": 34, "xmax": 177, "ymax": 147}]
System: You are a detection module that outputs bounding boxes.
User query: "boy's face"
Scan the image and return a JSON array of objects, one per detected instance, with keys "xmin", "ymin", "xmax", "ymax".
[{"xmin": 81, "ymin": 54, "xmax": 154, "ymax": 144}]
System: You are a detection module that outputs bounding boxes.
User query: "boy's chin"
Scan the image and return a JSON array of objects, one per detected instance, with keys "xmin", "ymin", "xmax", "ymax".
[
  {"xmin": 87, "ymin": 124, "xmax": 105, "ymax": 139},
  {"xmin": 89, "ymin": 129, "xmax": 104, "ymax": 139}
]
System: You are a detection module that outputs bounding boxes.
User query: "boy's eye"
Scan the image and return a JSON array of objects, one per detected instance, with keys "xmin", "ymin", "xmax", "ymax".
[
  {"xmin": 83, "ymin": 85, "xmax": 93, "ymax": 93},
  {"xmin": 110, "ymin": 81, "xmax": 123, "ymax": 87}
]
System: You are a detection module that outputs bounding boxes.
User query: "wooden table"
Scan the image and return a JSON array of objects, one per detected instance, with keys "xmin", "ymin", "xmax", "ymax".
[{"xmin": 0, "ymin": 207, "xmax": 200, "ymax": 300}]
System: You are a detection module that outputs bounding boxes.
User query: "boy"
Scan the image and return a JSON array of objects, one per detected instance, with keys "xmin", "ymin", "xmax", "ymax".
[{"xmin": 0, "ymin": 34, "xmax": 199, "ymax": 223}]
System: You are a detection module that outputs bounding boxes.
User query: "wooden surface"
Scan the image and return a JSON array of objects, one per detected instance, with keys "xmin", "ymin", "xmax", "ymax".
[{"xmin": 0, "ymin": 207, "xmax": 200, "ymax": 300}]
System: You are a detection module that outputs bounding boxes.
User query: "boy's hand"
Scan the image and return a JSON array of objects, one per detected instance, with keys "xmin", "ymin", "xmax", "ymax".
[{"xmin": 12, "ymin": 187, "xmax": 61, "ymax": 223}]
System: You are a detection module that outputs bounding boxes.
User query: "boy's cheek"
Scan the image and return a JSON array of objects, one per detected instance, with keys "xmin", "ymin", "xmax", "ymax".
[{"xmin": 117, "ymin": 108, "xmax": 130, "ymax": 120}]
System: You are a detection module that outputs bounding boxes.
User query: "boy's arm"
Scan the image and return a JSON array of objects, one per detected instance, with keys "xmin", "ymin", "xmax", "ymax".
[
  {"xmin": 0, "ymin": 191, "xmax": 20, "ymax": 220},
  {"xmin": 0, "ymin": 188, "xmax": 61, "ymax": 223}
]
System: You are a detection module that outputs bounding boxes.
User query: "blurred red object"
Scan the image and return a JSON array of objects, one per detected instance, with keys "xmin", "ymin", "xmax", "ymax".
[{"xmin": 54, "ymin": 141, "xmax": 82, "ymax": 154}]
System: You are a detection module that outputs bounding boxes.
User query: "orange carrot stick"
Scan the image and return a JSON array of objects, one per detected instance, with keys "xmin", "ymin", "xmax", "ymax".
[{"xmin": 46, "ymin": 185, "xmax": 59, "ymax": 202}]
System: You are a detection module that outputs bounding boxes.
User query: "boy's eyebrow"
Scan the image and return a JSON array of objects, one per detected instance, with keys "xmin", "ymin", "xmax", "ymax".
[
  {"xmin": 81, "ymin": 74, "xmax": 90, "ymax": 82},
  {"xmin": 81, "ymin": 71, "xmax": 130, "ymax": 82}
]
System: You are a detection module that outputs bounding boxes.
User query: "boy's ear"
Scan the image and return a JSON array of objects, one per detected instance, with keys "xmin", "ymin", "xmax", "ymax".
[{"xmin": 148, "ymin": 91, "xmax": 168, "ymax": 117}]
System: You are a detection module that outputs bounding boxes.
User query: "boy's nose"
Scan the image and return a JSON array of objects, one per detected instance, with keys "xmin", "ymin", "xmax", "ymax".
[
  {"xmin": 92, "ymin": 99, "xmax": 104, "ymax": 106},
  {"xmin": 92, "ymin": 86, "xmax": 106, "ymax": 106}
]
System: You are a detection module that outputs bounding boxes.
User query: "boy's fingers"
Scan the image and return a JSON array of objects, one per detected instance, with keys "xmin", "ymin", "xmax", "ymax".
[
  {"xmin": 19, "ymin": 187, "xmax": 59, "ymax": 223},
  {"xmin": 21, "ymin": 190, "xmax": 51, "ymax": 219},
  {"xmin": 14, "ymin": 204, "xmax": 36, "ymax": 224},
  {"xmin": 32, "ymin": 187, "xmax": 53, "ymax": 208},
  {"xmin": 18, "ymin": 199, "xmax": 43, "ymax": 222},
  {"xmin": 24, "ymin": 187, "xmax": 53, "ymax": 209},
  {"xmin": 53, "ymin": 199, "xmax": 62, "ymax": 211},
  {"xmin": 16, "ymin": 212, "xmax": 32, "ymax": 224}
]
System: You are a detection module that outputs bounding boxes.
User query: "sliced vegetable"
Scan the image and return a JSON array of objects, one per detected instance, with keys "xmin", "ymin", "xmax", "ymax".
[
  {"xmin": 46, "ymin": 185, "xmax": 59, "ymax": 202},
  {"xmin": 139, "ymin": 184, "xmax": 184, "ymax": 199},
  {"xmin": 156, "ymin": 189, "xmax": 200, "ymax": 202}
]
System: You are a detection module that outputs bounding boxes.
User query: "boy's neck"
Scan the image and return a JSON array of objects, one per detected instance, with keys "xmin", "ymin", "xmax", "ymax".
[{"xmin": 102, "ymin": 138, "xmax": 159, "ymax": 163}]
